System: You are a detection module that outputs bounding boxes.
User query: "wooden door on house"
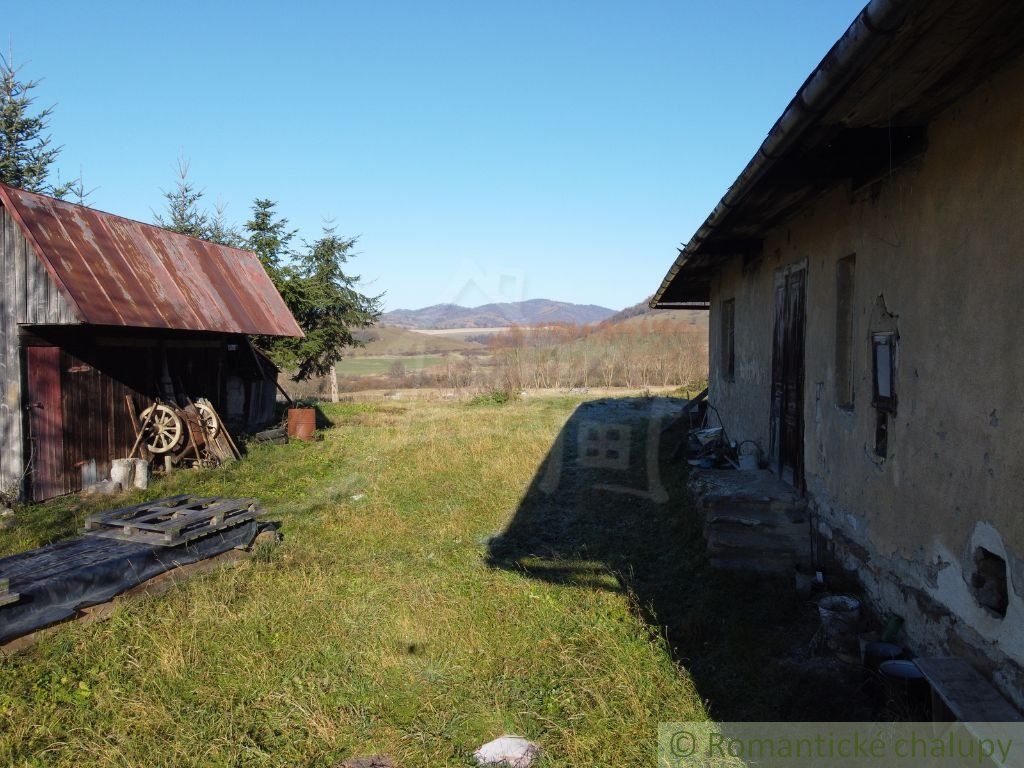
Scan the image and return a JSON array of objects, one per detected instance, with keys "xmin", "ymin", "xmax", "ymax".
[
  {"xmin": 769, "ymin": 264, "xmax": 806, "ymax": 488},
  {"xmin": 25, "ymin": 346, "xmax": 67, "ymax": 501}
]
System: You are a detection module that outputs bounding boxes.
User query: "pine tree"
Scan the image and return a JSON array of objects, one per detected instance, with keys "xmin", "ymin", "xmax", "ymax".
[
  {"xmin": 0, "ymin": 52, "xmax": 70, "ymax": 194},
  {"xmin": 206, "ymin": 200, "xmax": 243, "ymax": 247},
  {"xmin": 293, "ymin": 226, "xmax": 382, "ymax": 380},
  {"xmin": 259, "ymin": 224, "xmax": 382, "ymax": 383},
  {"xmin": 244, "ymin": 198, "xmax": 295, "ymax": 274},
  {"xmin": 154, "ymin": 157, "xmax": 209, "ymax": 237},
  {"xmin": 52, "ymin": 168, "xmax": 95, "ymax": 206}
]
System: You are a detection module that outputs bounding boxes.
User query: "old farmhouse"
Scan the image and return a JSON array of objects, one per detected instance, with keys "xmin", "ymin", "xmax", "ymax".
[
  {"xmin": 653, "ymin": 0, "xmax": 1024, "ymax": 706},
  {"xmin": 0, "ymin": 183, "xmax": 302, "ymax": 502}
]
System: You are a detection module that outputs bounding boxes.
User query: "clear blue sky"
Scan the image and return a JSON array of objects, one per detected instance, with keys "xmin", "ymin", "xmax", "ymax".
[{"xmin": 7, "ymin": 1, "xmax": 864, "ymax": 312}]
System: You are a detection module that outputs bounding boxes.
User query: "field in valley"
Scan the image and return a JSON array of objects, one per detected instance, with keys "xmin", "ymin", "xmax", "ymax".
[
  {"xmin": 335, "ymin": 355, "xmax": 446, "ymax": 376},
  {"xmin": 283, "ymin": 315, "xmax": 710, "ymax": 402},
  {"xmin": 413, "ymin": 327, "xmax": 511, "ymax": 338}
]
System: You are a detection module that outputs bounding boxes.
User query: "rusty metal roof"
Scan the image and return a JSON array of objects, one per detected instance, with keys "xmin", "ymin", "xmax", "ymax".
[{"xmin": 0, "ymin": 183, "xmax": 303, "ymax": 337}]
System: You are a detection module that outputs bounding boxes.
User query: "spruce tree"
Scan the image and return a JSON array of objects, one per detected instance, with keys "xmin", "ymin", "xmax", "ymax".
[
  {"xmin": 206, "ymin": 200, "xmax": 244, "ymax": 247},
  {"xmin": 154, "ymin": 157, "xmax": 209, "ymax": 237},
  {"xmin": 290, "ymin": 226, "xmax": 381, "ymax": 380},
  {"xmin": 0, "ymin": 53, "xmax": 72, "ymax": 195},
  {"xmin": 256, "ymin": 223, "xmax": 381, "ymax": 383},
  {"xmin": 244, "ymin": 198, "xmax": 295, "ymax": 274}
]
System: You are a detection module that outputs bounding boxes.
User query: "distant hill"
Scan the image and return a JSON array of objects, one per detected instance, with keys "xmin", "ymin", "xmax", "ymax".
[
  {"xmin": 381, "ymin": 299, "xmax": 616, "ymax": 329},
  {"xmin": 601, "ymin": 297, "xmax": 708, "ymax": 329}
]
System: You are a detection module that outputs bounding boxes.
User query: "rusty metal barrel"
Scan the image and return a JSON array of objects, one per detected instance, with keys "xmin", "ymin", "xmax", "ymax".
[{"xmin": 287, "ymin": 408, "xmax": 316, "ymax": 441}]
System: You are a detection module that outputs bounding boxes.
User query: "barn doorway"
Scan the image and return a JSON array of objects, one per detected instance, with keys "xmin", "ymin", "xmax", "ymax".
[
  {"xmin": 25, "ymin": 346, "xmax": 67, "ymax": 501},
  {"xmin": 769, "ymin": 264, "xmax": 806, "ymax": 488}
]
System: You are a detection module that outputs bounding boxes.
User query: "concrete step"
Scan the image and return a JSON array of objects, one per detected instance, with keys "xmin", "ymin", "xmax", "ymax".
[
  {"xmin": 705, "ymin": 503, "xmax": 808, "ymax": 526},
  {"xmin": 706, "ymin": 525, "xmax": 811, "ymax": 555},
  {"xmin": 709, "ymin": 553, "xmax": 796, "ymax": 573}
]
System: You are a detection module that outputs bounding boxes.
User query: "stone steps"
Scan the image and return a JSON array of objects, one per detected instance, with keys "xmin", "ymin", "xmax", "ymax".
[{"xmin": 690, "ymin": 469, "xmax": 812, "ymax": 573}]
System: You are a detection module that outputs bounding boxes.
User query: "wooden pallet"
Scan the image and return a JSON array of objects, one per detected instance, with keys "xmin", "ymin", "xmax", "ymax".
[
  {"xmin": 0, "ymin": 577, "xmax": 19, "ymax": 607},
  {"xmin": 83, "ymin": 495, "xmax": 264, "ymax": 547}
]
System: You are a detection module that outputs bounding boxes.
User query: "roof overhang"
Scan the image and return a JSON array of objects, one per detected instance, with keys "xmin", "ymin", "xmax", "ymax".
[{"xmin": 652, "ymin": 0, "xmax": 1024, "ymax": 308}]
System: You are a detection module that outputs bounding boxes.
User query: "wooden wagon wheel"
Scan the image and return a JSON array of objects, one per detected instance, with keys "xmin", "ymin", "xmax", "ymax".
[
  {"xmin": 139, "ymin": 404, "xmax": 184, "ymax": 454},
  {"xmin": 195, "ymin": 401, "xmax": 220, "ymax": 438}
]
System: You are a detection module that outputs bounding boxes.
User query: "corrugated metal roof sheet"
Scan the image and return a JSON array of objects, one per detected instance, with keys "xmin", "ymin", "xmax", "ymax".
[{"xmin": 0, "ymin": 183, "xmax": 303, "ymax": 337}]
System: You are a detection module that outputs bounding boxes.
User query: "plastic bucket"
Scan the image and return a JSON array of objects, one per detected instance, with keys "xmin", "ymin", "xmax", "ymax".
[
  {"xmin": 738, "ymin": 453, "xmax": 759, "ymax": 470},
  {"xmin": 288, "ymin": 408, "xmax": 316, "ymax": 441}
]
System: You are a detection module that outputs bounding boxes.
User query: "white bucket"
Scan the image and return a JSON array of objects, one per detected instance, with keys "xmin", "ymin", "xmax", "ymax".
[
  {"xmin": 131, "ymin": 458, "xmax": 149, "ymax": 490},
  {"xmin": 738, "ymin": 453, "xmax": 759, "ymax": 470}
]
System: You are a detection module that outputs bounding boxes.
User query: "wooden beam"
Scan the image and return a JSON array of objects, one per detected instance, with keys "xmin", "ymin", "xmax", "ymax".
[{"xmin": 914, "ymin": 657, "xmax": 1023, "ymax": 722}]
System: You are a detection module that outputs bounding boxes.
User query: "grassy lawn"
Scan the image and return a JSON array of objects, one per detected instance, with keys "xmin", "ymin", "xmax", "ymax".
[
  {"xmin": 0, "ymin": 395, "xmax": 710, "ymax": 767},
  {"xmin": 336, "ymin": 355, "xmax": 445, "ymax": 376}
]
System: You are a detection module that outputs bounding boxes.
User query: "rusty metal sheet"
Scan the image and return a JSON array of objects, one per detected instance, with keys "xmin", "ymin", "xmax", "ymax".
[{"xmin": 0, "ymin": 183, "xmax": 302, "ymax": 337}]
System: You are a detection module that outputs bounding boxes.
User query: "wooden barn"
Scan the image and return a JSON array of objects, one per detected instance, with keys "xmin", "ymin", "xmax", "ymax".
[{"xmin": 0, "ymin": 182, "xmax": 303, "ymax": 501}]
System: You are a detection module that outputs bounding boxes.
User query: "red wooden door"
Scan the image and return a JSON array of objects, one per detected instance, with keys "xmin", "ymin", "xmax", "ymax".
[{"xmin": 26, "ymin": 346, "xmax": 66, "ymax": 501}]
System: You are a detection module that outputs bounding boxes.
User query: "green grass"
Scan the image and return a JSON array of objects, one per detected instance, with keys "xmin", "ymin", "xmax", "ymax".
[
  {"xmin": 336, "ymin": 355, "xmax": 445, "ymax": 376},
  {"xmin": 0, "ymin": 396, "xmax": 709, "ymax": 767},
  {"xmin": 467, "ymin": 388, "xmax": 517, "ymax": 406}
]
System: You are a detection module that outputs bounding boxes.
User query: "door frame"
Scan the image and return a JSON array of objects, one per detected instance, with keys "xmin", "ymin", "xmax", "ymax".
[{"xmin": 769, "ymin": 260, "xmax": 807, "ymax": 489}]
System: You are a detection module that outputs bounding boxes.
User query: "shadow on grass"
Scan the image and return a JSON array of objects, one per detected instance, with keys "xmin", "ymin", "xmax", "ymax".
[{"xmin": 487, "ymin": 396, "xmax": 871, "ymax": 721}]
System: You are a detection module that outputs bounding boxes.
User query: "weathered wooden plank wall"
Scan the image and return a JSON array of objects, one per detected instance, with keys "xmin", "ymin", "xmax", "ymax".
[
  {"xmin": 248, "ymin": 379, "xmax": 277, "ymax": 428},
  {"xmin": 1, "ymin": 207, "xmax": 19, "ymax": 498},
  {"xmin": 59, "ymin": 349, "xmax": 140, "ymax": 494},
  {"xmin": 0, "ymin": 205, "xmax": 79, "ymax": 497}
]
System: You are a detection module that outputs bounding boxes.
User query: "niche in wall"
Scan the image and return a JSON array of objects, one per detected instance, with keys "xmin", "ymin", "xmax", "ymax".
[{"xmin": 971, "ymin": 546, "xmax": 1009, "ymax": 618}]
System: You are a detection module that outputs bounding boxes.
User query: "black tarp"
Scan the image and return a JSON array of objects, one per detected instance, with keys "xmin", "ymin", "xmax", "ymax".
[{"xmin": 0, "ymin": 521, "xmax": 259, "ymax": 643}]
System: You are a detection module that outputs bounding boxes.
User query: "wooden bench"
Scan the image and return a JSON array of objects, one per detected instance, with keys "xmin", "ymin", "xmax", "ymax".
[{"xmin": 914, "ymin": 657, "xmax": 1022, "ymax": 722}]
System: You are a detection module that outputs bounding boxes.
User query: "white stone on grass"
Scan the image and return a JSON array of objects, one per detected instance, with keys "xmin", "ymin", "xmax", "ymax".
[{"xmin": 473, "ymin": 735, "xmax": 540, "ymax": 767}]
